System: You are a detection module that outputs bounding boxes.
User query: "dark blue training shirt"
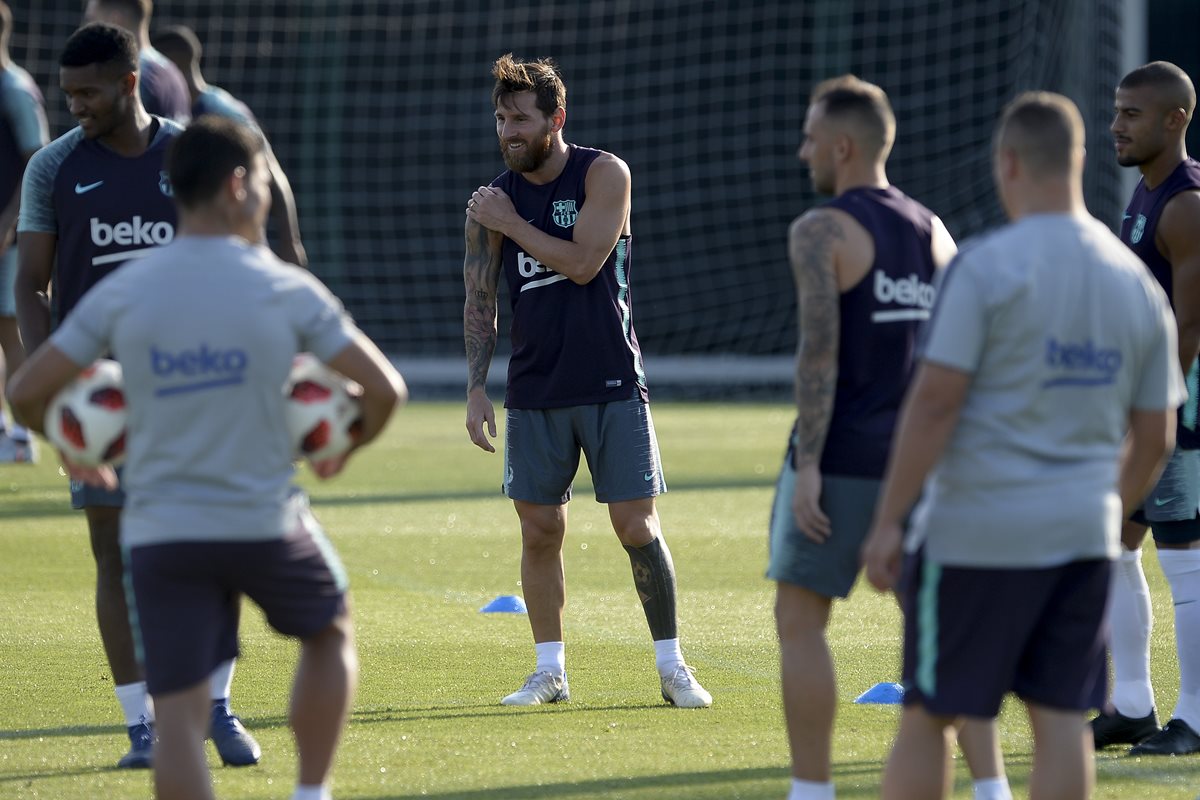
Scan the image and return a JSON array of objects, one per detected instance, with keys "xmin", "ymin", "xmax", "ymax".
[
  {"xmin": 817, "ymin": 186, "xmax": 937, "ymax": 479},
  {"xmin": 492, "ymin": 144, "xmax": 648, "ymax": 410}
]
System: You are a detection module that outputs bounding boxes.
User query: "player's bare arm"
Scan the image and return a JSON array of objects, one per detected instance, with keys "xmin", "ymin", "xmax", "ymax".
[
  {"xmin": 13, "ymin": 231, "xmax": 56, "ymax": 352},
  {"xmin": 323, "ymin": 330, "xmax": 408, "ymax": 449},
  {"xmin": 467, "ymin": 155, "xmax": 629, "ymax": 285},
  {"xmin": 789, "ymin": 208, "xmax": 844, "ymax": 542},
  {"xmin": 463, "ymin": 215, "xmax": 503, "ymax": 452},
  {"xmin": 264, "ymin": 145, "xmax": 307, "ymax": 267},
  {"xmin": 930, "ymin": 215, "xmax": 958, "ymax": 270},
  {"xmin": 1159, "ymin": 190, "xmax": 1200, "ymax": 373},
  {"xmin": 1121, "ymin": 407, "xmax": 1176, "ymax": 515},
  {"xmin": 862, "ymin": 362, "xmax": 970, "ymax": 591}
]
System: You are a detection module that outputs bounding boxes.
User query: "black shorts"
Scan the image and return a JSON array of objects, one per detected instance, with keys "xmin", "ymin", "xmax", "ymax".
[
  {"xmin": 125, "ymin": 503, "xmax": 348, "ymax": 696},
  {"xmin": 900, "ymin": 551, "xmax": 1109, "ymax": 718}
]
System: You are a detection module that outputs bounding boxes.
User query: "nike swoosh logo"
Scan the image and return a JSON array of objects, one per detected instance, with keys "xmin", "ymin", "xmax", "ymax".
[
  {"xmin": 1154, "ymin": 496, "xmax": 1178, "ymax": 507},
  {"xmin": 75, "ymin": 180, "xmax": 104, "ymax": 194},
  {"xmin": 644, "ymin": 472, "xmax": 654, "ymax": 481}
]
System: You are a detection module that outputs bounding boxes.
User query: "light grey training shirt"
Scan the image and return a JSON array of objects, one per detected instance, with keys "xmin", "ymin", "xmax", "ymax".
[
  {"xmin": 907, "ymin": 213, "xmax": 1185, "ymax": 568},
  {"xmin": 51, "ymin": 235, "xmax": 358, "ymax": 548}
]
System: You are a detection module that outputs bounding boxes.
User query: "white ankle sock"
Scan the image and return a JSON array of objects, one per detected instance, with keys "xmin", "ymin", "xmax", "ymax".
[
  {"xmin": 210, "ymin": 658, "xmax": 236, "ymax": 702},
  {"xmin": 114, "ymin": 681, "xmax": 153, "ymax": 726},
  {"xmin": 9, "ymin": 423, "xmax": 29, "ymax": 441},
  {"xmin": 290, "ymin": 785, "xmax": 330, "ymax": 800},
  {"xmin": 1109, "ymin": 548, "xmax": 1155, "ymax": 717},
  {"xmin": 973, "ymin": 776, "xmax": 1012, "ymax": 800},
  {"xmin": 788, "ymin": 778, "xmax": 834, "ymax": 800},
  {"xmin": 535, "ymin": 641, "xmax": 565, "ymax": 677},
  {"xmin": 1159, "ymin": 549, "xmax": 1200, "ymax": 728},
  {"xmin": 654, "ymin": 637, "xmax": 684, "ymax": 676}
]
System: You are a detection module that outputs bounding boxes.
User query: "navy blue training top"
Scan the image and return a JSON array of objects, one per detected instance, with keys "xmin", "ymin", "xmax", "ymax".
[
  {"xmin": 816, "ymin": 185, "xmax": 938, "ymax": 478},
  {"xmin": 1121, "ymin": 157, "xmax": 1200, "ymax": 448},
  {"xmin": 492, "ymin": 144, "xmax": 648, "ymax": 409}
]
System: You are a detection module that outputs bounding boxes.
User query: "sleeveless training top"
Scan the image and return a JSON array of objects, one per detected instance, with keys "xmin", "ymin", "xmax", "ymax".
[{"xmin": 492, "ymin": 144, "xmax": 648, "ymax": 409}]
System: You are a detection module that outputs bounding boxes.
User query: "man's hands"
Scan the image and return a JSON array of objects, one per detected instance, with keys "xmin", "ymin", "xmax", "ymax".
[
  {"xmin": 792, "ymin": 461, "xmax": 831, "ymax": 543},
  {"xmin": 861, "ymin": 520, "xmax": 905, "ymax": 592},
  {"xmin": 466, "ymin": 389, "xmax": 498, "ymax": 453},
  {"xmin": 466, "ymin": 186, "xmax": 520, "ymax": 235}
]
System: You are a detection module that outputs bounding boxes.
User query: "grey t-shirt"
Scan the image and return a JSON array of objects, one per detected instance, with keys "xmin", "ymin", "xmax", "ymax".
[
  {"xmin": 51, "ymin": 235, "xmax": 358, "ymax": 548},
  {"xmin": 907, "ymin": 213, "xmax": 1185, "ymax": 568}
]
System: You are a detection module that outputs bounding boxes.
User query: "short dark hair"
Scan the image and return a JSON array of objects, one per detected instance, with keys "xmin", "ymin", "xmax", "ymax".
[
  {"xmin": 85, "ymin": 0, "xmax": 151, "ymax": 25},
  {"xmin": 61, "ymin": 22, "xmax": 138, "ymax": 75},
  {"xmin": 151, "ymin": 24, "xmax": 201, "ymax": 67},
  {"xmin": 492, "ymin": 53, "xmax": 566, "ymax": 117},
  {"xmin": 995, "ymin": 91, "xmax": 1084, "ymax": 176},
  {"xmin": 1119, "ymin": 61, "xmax": 1196, "ymax": 122},
  {"xmin": 166, "ymin": 115, "xmax": 264, "ymax": 210},
  {"xmin": 810, "ymin": 75, "xmax": 896, "ymax": 160}
]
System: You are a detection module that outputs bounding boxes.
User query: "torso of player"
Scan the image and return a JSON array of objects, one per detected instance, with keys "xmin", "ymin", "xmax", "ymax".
[
  {"xmin": 818, "ymin": 185, "xmax": 937, "ymax": 478},
  {"xmin": 193, "ymin": 86, "xmax": 260, "ymax": 132},
  {"xmin": 0, "ymin": 65, "xmax": 45, "ymax": 207},
  {"xmin": 493, "ymin": 143, "xmax": 648, "ymax": 409},
  {"xmin": 1121, "ymin": 157, "xmax": 1200, "ymax": 448},
  {"xmin": 52, "ymin": 123, "xmax": 178, "ymax": 322},
  {"xmin": 138, "ymin": 48, "xmax": 191, "ymax": 124}
]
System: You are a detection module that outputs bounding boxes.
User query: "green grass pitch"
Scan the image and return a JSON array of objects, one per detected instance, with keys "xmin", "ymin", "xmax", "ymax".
[{"xmin": 2, "ymin": 401, "xmax": 1199, "ymax": 798}]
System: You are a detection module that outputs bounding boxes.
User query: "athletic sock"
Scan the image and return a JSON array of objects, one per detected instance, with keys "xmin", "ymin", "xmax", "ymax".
[
  {"xmin": 654, "ymin": 637, "xmax": 684, "ymax": 677},
  {"xmin": 787, "ymin": 778, "xmax": 834, "ymax": 800},
  {"xmin": 290, "ymin": 785, "xmax": 330, "ymax": 800},
  {"xmin": 1109, "ymin": 548, "xmax": 1156, "ymax": 718},
  {"xmin": 1159, "ymin": 549, "xmax": 1200, "ymax": 728},
  {"xmin": 973, "ymin": 776, "xmax": 1012, "ymax": 800},
  {"xmin": 8, "ymin": 423, "xmax": 30, "ymax": 442},
  {"xmin": 623, "ymin": 536, "xmax": 678, "ymax": 641},
  {"xmin": 534, "ymin": 641, "xmax": 565, "ymax": 677},
  {"xmin": 114, "ymin": 681, "xmax": 153, "ymax": 726},
  {"xmin": 210, "ymin": 658, "xmax": 236, "ymax": 702}
]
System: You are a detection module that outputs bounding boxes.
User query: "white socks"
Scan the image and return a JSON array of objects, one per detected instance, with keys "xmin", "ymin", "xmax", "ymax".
[
  {"xmin": 788, "ymin": 778, "xmax": 835, "ymax": 800},
  {"xmin": 535, "ymin": 641, "xmax": 565, "ymax": 677},
  {"xmin": 1109, "ymin": 548, "xmax": 1156, "ymax": 717},
  {"xmin": 210, "ymin": 658, "xmax": 236, "ymax": 702},
  {"xmin": 654, "ymin": 637, "xmax": 684, "ymax": 676},
  {"xmin": 973, "ymin": 776, "xmax": 1012, "ymax": 800},
  {"xmin": 290, "ymin": 785, "xmax": 330, "ymax": 800},
  {"xmin": 1159, "ymin": 549, "xmax": 1200, "ymax": 728},
  {"xmin": 114, "ymin": 681, "xmax": 153, "ymax": 726}
]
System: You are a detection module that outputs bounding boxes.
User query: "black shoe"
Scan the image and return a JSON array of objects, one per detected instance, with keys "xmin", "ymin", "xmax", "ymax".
[
  {"xmin": 1091, "ymin": 708, "xmax": 1159, "ymax": 748},
  {"xmin": 1130, "ymin": 718, "xmax": 1200, "ymax": 756}
]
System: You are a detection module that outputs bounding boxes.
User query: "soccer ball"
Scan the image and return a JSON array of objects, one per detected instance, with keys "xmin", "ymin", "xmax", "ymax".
[
  {"xmin": 284, "ymin": 353, "xmax": 362, "ymax": 462},
  {"xmin": 44, "ymin": 359, "xmax": 127, "ymax": 467}
]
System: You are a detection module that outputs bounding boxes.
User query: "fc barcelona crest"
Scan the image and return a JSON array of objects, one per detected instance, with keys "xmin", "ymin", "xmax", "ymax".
[
  {"xmin": 552, "ymin": 199, "xmax": 578, "ymax": 228},
  {"xmin": 159, "ymin": 170, "xmax": 173, "ymax": 197},
  {"xmin": 1130, "ymin": 213, "xmax": 1147, "ymax": 244}
]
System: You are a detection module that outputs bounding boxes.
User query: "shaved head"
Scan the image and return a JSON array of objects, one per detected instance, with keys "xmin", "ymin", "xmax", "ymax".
[
  {"xmin": 809, "ymin": 75, "xmax": 895, "ymax": 161},
  {"xmin": 996, "ymin": 91, "xmax": 1085, "ymax": 177},
  {"xmin": 1119, "ymin": 61, "xmax": 1196, "ymax": 125}
]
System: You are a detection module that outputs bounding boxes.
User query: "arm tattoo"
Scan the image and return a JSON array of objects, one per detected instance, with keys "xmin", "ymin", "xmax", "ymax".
[
  {"xmin": 463, "ymin": 218, "xmax": 502, "ymax": 392},
  {"xmin": 790, "ymin": 212, "xmax": 843, "ymax": 467}
]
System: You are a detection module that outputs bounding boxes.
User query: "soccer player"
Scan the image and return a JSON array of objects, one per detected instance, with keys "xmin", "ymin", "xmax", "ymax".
[
  {"xmin": 1094, "ymin": 61, "xmax": 1200, "ymax": 756},
  {"xmin": 769, "ymin": 75, "xmax": 1003, "ymax": 800},
  {"xmin": 0, "ymin": 0, "xmax": 47, "ymax": 463},
  {"xmin": 862, "ymin": 92, "xmax": 1181, "ymax": 800},
  {"xmin": 151, "ymin": 24, "xmax": 307, "ymax": 267},
  {"xmin": 13, "ymin": 23, "xmax": 256, "ymax": 769},
  {"xmin": 83, "ymin": 0, "xmax": 189, "ymax": 124},
  {"xmin": 7, "ymin": 114, "xmax": 407, "ymax": 800},
  {"xmin": 462, "ymin": 53, "xmax": 711, "ymax": 709}
]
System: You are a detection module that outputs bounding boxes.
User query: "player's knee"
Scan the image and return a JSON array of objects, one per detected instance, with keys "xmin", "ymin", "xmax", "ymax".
[{"xmin": 774, "ymin": 583, "xmax": 832, "ymax": 637}]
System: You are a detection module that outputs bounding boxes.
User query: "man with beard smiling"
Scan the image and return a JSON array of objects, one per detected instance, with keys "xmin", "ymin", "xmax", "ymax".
[{"xmin": 462, "ymin": 53, "xmax": 711, "ymax": 709}]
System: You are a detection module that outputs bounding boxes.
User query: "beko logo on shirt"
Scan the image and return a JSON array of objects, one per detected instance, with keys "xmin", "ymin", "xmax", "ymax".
[
  {"xmin": 871, "ymin": 272, "xmax": 936, "ymax": 322},
  {"xmin": 90, "ymin": 216, "xmax": 174, "ymax": 247},
  {"xmin": 1043, "ymin": 337, "xmax": 1123, "ymax": 388},
  {"xmin": 516, "ymin": 250, "xmax": 568, "ymax": 292},
  {"xmin": 150, "ymin": 345, "xmax": 248, "ymax": 397}
]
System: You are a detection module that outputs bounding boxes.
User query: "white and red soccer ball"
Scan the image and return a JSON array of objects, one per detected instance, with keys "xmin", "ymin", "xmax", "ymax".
[
  {"xmin": 44, "ymin": 358, "xmax": 127, "ymax": 467},
  {"xmin": 284, "ymin": 353, "xmax": 363, "ymax": 462}
]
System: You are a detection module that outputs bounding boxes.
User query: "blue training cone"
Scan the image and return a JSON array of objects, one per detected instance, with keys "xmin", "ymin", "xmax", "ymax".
[
  {"xmin": 854, "ymin": 681, "xmax": 905, "ymax": 704},
  {"xmin": 480, "ymin": 594, "xmax": 527, "ymax": 613}
]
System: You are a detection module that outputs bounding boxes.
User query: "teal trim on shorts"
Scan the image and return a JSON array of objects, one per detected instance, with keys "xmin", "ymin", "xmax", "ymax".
[
  {"xmin": 297, "ymin": 497, "xmax": 348, "ymax": 592},
  {"xmin": 916, "ymin": 561, "xmax": 942, "ymax": 698},
  {"xmin": 121, "ymin": 540, "xmax": 146, "ymax": 670},
  {"xmin": 1186, "ymin": 360, "xmax": 1200, "ymax": 433}
]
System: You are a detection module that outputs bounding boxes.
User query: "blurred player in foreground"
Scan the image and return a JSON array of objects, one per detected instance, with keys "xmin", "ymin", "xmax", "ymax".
[
  {"xmin": 1095, "ymin": 60, "xmax": 1200, "ymax": 756},
  {"xmin": 0, "ymin": 0, "xmax": 47, "ymax": 462},
  {"xmin": 152, "ymin": 24, "xmax": 307, "ymax": 267},
  {"xmin": 863, "ymin": 92, "xmax": 1180, "ymax": 800},
  {"xmin": 8, "ymin": 115, "xmax": 406, "ymax": 800},
  {"xmin": 463, "ymin": 53, "xmax": 711, "ymax": 709}
]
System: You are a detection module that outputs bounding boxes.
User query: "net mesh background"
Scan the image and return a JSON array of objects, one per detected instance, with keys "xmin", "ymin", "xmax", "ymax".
[{"xmin": 10, "ymin": 0, "xmax": 1127, "ymax": 364}]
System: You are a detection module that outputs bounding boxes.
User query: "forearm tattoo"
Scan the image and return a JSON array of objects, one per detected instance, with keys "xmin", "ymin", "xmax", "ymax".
[
  {"xmin": 463, "ymin": 219, "xmax": 501, "ymax": 392},
  {"xmin": 791, "ymin": 213, "xmax": 843, "ymax": 467}
]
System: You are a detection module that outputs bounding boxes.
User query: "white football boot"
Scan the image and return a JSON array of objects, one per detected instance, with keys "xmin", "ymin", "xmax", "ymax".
[{"xmin": 501, "ymin": 671, "xmax": 570, "ymax": 706}]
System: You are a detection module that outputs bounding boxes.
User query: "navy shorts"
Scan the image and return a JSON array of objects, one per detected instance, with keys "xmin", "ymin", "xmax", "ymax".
[
  {"xmin": 900, "ymin": 551, "xmax": 1109, "ymax": 718},
  {"xmin": 765, "ymin": 436, "xmax": 880, "ymax": 598},
  {"xmin": 503, "ymin": 398, "xmax": 665, "ymax": 505},
  {"xmin": 1129, "ymin": 447, "xmax": 1200, "ymax": 544},
  {"xmin": 125, "ymin": 500, "xmax": 348, "ymax": 696}
]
